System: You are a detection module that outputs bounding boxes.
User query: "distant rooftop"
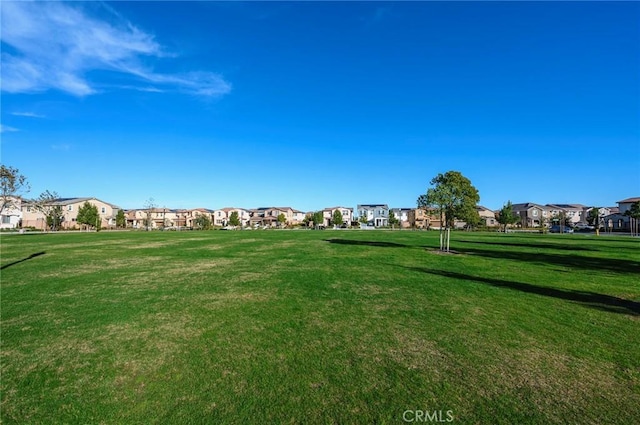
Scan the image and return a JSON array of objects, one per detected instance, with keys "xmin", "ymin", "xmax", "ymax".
[{"xmin": 618, "ymin": 197, "xmax": 640, "ymax": 203}]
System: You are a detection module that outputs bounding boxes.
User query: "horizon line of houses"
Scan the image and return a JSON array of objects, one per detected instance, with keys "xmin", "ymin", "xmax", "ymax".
[{"xmin": 2, "ymin": 197, "xmax": 639, "ymax": 231}]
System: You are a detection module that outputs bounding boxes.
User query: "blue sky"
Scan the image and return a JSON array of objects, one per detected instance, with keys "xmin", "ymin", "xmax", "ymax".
[{"xmin": 2, "ymin": 1, "xmax": 639, "ymax": 211}]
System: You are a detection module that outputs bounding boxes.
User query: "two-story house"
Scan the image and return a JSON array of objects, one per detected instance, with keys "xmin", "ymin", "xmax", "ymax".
[
  {"xmin": 1, "ymin": 196, "xmax": 22, "ymax": 229},
  {"xmin": 546, "ymin": 204, "xmax": 586, "ymax": 226},
  {"xmin": 390, "ymin": 208, "xmax": 411, "ymax": 228},
  {"xmin": 357, "ymin": 204, "xmax": 389, "ymax": 227},
  {"xmin": 602, "ymin": 197, "xmax": 640, "ymax": 231},
  {"xmin": 291, "ymin": 208, "xmax": 306, "ymax": 225},
  {"xmin": 21, "ymin": 197, "xmax": 120, "ymax": 230},
  {"xmin": 407, "ymin": 207, "xmax": 442, "ymax": 229},
  {"xmin": 408, "ymin": 208, "xmax": 428, "ymax": 229},
  {"xmin": 216, "ymin": 207, "xmax": 251, "ymax": 227},
  {"xmin": 184, "ymin": 208, "xmax": 214, "ymax": 228},
  {"xmin": 249, "ymin": 207, "xmax": 280, "ymax": 227},
  {"xmin": 477, "ymin": 206, "xmax": 497, "ymax": 228},
  {"xmin": 617, "ymin": 197, "xmax": 640, "ymax": 215},
  {"xmin": 511, "ymin": 203, "xmax": 549, "ymax": 228},
  {"xmin": 323, "ymin": 206, "xmax": 354, "ymax": 227}
]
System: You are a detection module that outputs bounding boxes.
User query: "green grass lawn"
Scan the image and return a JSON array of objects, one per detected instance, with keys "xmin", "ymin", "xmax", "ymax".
[{"xmin": 1, "ymin": 230, "xmax": 639, "ymax": 424}]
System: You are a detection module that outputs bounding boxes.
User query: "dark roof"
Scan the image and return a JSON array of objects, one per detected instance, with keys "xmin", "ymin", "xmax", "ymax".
[
  {"xmin": 324, "ymin": 206, "xmax": 353, "ymax": 211},
  {"xmin": 476, "ymin": 205, "xmax": 494, "ymax": 212},
  {"xmin": 511, "ymin": 202, "xmax": 543, "ymax": 209},
  {"xmin": 547, "ymin": 203, "xmax": 584, "ymax": 209}
]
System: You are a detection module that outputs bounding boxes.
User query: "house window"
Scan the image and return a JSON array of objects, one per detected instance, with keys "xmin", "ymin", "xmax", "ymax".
[
  {"xmin": 101, "ymin": 207, "xmax": 106, "ymax": 214},
  {"xmin": 532, "ymin": 210, "xmax": 538, "ymax": 216},
  {"xmin": 67, "ymin": 205, "xmax": 73, "ymax": 211},
  {"xmin": 1, "ymin": 215, "xmax": 10, "ymax": 224}
]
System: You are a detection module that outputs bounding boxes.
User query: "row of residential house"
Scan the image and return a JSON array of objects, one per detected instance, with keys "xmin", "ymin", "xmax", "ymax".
[
  {"xmin": 509, "ymin": 201, "xmax": 640, "ymax": 231},
  {"xmin": 2, "ymin": 197, "xmax": 639, "ymax": 232}
]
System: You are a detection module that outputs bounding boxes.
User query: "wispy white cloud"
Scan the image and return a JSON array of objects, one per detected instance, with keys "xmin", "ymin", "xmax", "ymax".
[
  {"xmin": 51, "ymin": 144, "xmax": 72, "ymax": 151},
  {"xmin": 113, "ymin": 85, "xmax": 166, "ymax": 94},
  {"xmin": 0, "ymin": 125, "xmax": 20, "ymax": 133},
  {"xmin": 11, "ymin": 111, "xmax": 46, "ymax": 118},
  {"xmin": 0, "ymin": 2, "xmax": 231, "ymax": 98}
]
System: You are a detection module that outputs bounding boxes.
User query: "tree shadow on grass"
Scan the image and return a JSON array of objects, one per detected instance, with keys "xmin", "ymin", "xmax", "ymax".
[
  {"xmin": 1, "ymin": 251, "xmax": 46, "ymax": 270},
  {"xmin": 325, "ymin": 238, "xmax": 639, "ymax": 275},
  {"xmin": 461, "ymin": 247, "xmax": 640, "ymax": 275},
  {"xmin": 401, "ymin": 267, "xmax": 640, "ymax": 316},
  {"xmin": 324, "ymin": 239, "xmax": 410, "ymax": 248},
  {"xmin": 458, "ymin": 239, "xmax": 596, "ymax": 252}
]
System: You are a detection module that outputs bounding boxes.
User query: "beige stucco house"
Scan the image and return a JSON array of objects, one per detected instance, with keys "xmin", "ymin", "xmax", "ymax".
[
  {"xmin": 408, "ymin": 208, "xmax": 442, "ymax": 229},
  {"xmin": 21, "ymin": 197, "xmax": 120, "ymax": 230},
  {"xmin": 249, "ymin": 206, "xmax": 305, "ymax": 227},
  {"xmin": 477, "ymin": 206, "xmax": 497, "ymax": 227},
  {"xmin": 323, "ymin": 206, "xmax": 354, "ymax": 227},
  {"xmin": 217, "ymin": 207, "xmax": 251, "ymax": 226},
  {"xmin": 546, "ymin": 204, "xmax": 586, "ymax": 225}
]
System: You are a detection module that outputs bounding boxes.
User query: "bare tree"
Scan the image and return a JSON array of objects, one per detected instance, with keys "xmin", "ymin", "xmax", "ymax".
[
  {"xmin": 0, "ymin": 165, "xmax": 30, "ymax": 212},
  {"xmin": 143, "ymin": 198, "xmax": 157, "ymax": 231},
  {"xmin": 34, "ymin": 190, "xmax": 61, "ymax": 231}
]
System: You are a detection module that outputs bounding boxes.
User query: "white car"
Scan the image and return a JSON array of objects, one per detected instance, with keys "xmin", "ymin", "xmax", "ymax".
[{"xmin": 574, "ymin": 223, "xmax": 595, "ymax": 230}]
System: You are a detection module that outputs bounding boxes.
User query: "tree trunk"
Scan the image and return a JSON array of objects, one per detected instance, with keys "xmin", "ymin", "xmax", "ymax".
[{"xmin": 439, "ymin": 210, "xmax": 445, "ymax": 251}]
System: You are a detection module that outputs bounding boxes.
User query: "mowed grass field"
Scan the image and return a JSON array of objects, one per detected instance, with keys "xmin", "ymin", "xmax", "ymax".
[{"xmin": 1, "ymin": 230, "xmax": 639, "ymax": 424}]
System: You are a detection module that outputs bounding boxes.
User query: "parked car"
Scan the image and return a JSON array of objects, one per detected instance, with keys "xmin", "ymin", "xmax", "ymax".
[
  {"xmin": 549, "ymin": 225, "xmax": 574, "ymax": 233},
  {"xmin": 574, "ymin": 223, "xmax": 595, "ymax": 231},
  {"xmin": 575, "ymin": 223, "xmax": 596, "ymax": 232}
]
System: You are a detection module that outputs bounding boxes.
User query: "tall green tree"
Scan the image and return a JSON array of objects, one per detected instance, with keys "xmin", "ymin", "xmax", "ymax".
[
  {"xmin": 624, "ymin": 201, "xmax": 640, "ymax": 219},
  {"xmin": 587, "ymin": 207, "xmax": 600, "ymax": 226},
  {"xmin": 418, "ymin": 171, "xmax": 480, "ymax": 251},
  {"xmin": 459, "ymin": 206, "xmax": 481, "ymax": 230},
  {"xmin": 551, "ymin": 211, "xmax": 571, "ymax": 228},
  {"xmin": 332, "ymin": 209, "xmax": 344, "ymax": 227},
  {"xmin": 624, "ymin": 201, "xmax": 640, "ymax": 237},
  {"xmin": 388, "ymin": 210, "xmax": 399, "ymax": 229},
  {"xmin": 77, "ymin": 201, "xmax": 99, "ymax": 230},
  {"xmin": 303, "ymin": 213, "xmax": 313, "ymax": 227},
  {"xmin": 496, "ymin": 201, "xmax": 520, "ymax": 232},
  {"xmin": 116, "ymin": 209, "xmax": 126, "ymax": 228},
  {"xmin": 0, "ymin": 165, "xmax": 30, "ymax": 212},
  {"xmin": 194, "ymin": 214, "xmax": 212, "ymax": 230},
  {"xmin": 277, "ymin": 213, "xmax": 287, "ymax": 227},
  {"xmin": 46, "ymin": 205, "xmax": 65, "ymax": 231},
  {"xmin": 313, "ymin": 211, "xmax": 324, "ymax": 229},
  {"xmin": 229, "ymin": 211, "xmax": 241, "ymax": 227}
]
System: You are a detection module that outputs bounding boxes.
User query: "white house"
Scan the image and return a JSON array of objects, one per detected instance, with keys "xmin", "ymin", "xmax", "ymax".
[
  {"xmin": 0, "ymin": 196, "xmax": 22, "ymax": 229},
  {"xmin": 358, "ymin": 204, "xmax": 389, "ymax": 227},
  {"xmin": 390, "ymin": 208, "xmax": 411, "ymax": 228}
]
